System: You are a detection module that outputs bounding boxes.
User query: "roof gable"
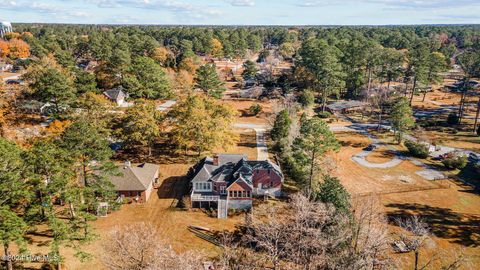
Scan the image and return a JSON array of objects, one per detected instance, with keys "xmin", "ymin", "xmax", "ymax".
[{"xmin": 109, "ymin": 163, "xmax": 159, "ymax": 191}]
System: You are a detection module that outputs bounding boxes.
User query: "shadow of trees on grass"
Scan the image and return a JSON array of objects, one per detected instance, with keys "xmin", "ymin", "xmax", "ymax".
[{"xmin": 386, "ymin": 203, "xmax": 480, "ymax": 247}]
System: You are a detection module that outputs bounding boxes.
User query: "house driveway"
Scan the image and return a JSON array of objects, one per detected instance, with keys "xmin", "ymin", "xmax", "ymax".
[
  {"xmin": 234, "ymin": 123, "xmax": 269, "ymax": 161},
  {"xmin": 330, "ymin": 122, "xmax": 452, "ymax": 180}
]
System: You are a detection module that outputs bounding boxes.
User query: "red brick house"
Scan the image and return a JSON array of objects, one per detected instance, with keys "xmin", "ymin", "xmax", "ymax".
[
  {"xmin": 188, "ymin": 154, "xmax": 283, "ymax": 216},
  {"xmin": 109, "ymin": 161, "xmax": 159, "ymax": 203}
]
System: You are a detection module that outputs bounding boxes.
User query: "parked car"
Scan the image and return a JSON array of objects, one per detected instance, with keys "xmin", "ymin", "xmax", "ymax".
[
  {"xmin": 363, "ymin": 144, "xmax": 377, "ymax": 151},
  {"xmin": 6, "ymin": 79, "xmax": 20, "ymax": 85},
  {"xmin": 468, "ymin": 153, "xmax": 479, "ymax": 163}
]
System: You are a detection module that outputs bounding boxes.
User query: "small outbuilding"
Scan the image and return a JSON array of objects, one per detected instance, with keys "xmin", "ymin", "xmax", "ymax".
[{"xmin": 103, "ymin": 87, "xmax": 128, "ymax": 106}]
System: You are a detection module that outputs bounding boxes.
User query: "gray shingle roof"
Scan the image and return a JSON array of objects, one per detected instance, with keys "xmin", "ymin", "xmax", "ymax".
[
  {"xmin": 109, "ymin": 163, "xmax": 159, "ymax": 191},
  {"xmin": 103, "ymin": 87, "xmax": 127, "ymax": 102},
  {"xmin": 190, "ymin": 155, "xmax": 283, "ymax": 188}
]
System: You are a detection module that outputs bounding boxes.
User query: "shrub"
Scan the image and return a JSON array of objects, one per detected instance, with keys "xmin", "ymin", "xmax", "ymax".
[
  {"xmin": 298, "ymin": 89, "xmax": 315, "ymax": 108},
  {"xmin": 405, "ymin": 140, "xmax": 430, "ymax": 159},
  {"xmin": 442, "ymin": 155, "xmax": 468, "ymax": 170},
  {"xmin": 447, "ymin": 112, "xmax": 459, "ymax": 125},
  {"xmin": 317, "ymin": 111, "xmax": 332, "ymax": 119},
  {"xmin": 249, "ymin": 103, "xmax": 262, "ymax": 116}
]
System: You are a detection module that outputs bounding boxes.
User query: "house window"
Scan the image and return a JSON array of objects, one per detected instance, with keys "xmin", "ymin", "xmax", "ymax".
[
  {"xmin": 195, "ymin": 182, "xmax": 211, "ymax": 191},
  {"xmin": 220, "ymin": 186, "xmax": 226, "ymax": 195}
]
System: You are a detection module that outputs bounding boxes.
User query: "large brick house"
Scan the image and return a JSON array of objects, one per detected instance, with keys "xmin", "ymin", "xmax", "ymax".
[
  {"xmin": 109, "ymin": 161, "xmax": 159, "ymax": 203},
  {"xmin": 188, "ymin": 154, "xmax": 283, "ymax": 216}
]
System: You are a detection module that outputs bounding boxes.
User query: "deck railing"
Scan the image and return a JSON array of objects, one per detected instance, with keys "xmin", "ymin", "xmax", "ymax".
[{"xmin": 191, "ymin": 194, "xmax": 220, "ymax": 201}]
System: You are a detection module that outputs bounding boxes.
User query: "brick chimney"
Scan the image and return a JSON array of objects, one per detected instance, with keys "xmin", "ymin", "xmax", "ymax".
[{"xmin": 213, "ymin": 155, "xmax": 219, "ymax": 166}]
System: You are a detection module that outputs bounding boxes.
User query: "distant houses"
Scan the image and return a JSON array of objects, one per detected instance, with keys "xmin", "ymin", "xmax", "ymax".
[
  {"xmin": 0, "ymin": 62, "xmax": 13, "ymax": 72},
  {"xmin": 109, "ymin": 161, "xmax": 160, "ymax": 203},
  {"xmin": 0, "ymin": 21, "xmax": 13, "ymax": 39},
  {"xmin": 188, "ymin": 154, "xmax": 283, "ymax": 217},
  {"xmin": 326, "ymin": 100, "xmax": 369, "ymax": 114}
]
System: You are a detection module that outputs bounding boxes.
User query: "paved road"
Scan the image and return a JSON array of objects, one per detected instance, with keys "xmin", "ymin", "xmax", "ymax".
[
  {"xmin": 331, "ymin": 123, "xmax": 476, "ymax": 158},
  {"xmin": 2, "ymin": 74, "xmax": 21, "ymax": 82},
  {"xmin": 234, "ymin": 123, "xmax": 269, "ymax": 161},
  {"xmin": 156, "ymin": 100, "xmax": 177, "ymax": 111},
  {"xmin": 331, "ymin": 124, "xmax": 405, "ymax": 168}
]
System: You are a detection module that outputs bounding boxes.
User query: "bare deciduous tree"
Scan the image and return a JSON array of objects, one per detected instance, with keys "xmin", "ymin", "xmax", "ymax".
[
  {"xmin": 230, "ymin": 194, "xmax": 394, "ymax": 270},
  {"xmin": 101, "ymin": 222, "xmax": 203, "ymax": 270},
  {"xmin": 396, "ymin": 215, "xmax": 434, "ymax": 270},
  {"xmin": 351, "ymin": 196, "xmax": 394, "ymax": 269}
]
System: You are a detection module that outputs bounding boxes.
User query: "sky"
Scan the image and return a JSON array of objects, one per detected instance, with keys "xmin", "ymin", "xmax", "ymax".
[{"xmin": 0, "ymin": 0, "xmax": 480, "ymax": 25}]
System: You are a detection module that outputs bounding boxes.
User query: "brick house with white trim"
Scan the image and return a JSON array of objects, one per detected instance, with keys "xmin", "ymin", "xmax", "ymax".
[{"xmin": 188, "ymin": 154, "xmax": 283, "ymax": 213}]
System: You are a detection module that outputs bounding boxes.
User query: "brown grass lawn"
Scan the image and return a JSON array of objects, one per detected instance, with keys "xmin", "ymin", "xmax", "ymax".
[
  {"xmin": 382, "ymin": 184, "xmax": 480, "ymax": 269},
  {"xmin": 52, "ymin": 164, "xmax": 243, "ymax": 270},
  {"xmin": 214, "ymin": 128, "xmax": 258, "ymax": 160},
  {"xmin": 334, "ymin": 131, "xmax": 480, "ymax": 269},
  {"xmin": 364, "ymin": 146, "xmax": 397, "ymax": 164},
  {"xmin": 221, "ymin": 99, "xmax": 273, "ymax": 125},
  {"xmin": 423, "ymin": 131, "xmax": 480, "ymax": 153},
  {"xmin": 19, "ymin": 124, "xmax": 261, "ymax": 270},
  {"xmin": 333, "ymin": 132, "xmax": 441, "ymax": 195}
]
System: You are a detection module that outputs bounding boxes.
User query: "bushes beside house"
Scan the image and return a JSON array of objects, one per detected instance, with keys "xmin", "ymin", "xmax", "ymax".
[
  {"xmin": 405, "ymin": 140, "xmax": 430, "ymax": 159},
  {"xmin": 317, "ymin": 111, "xmax": 332, "ymax": 119},
  {"xmin": 447, "ymin": 112, "xmax": 459, "ymax": 125},
  {"xmin": 442, "ymin": 154, "xmax": 468, "ymax": 169},
  {"xmin": 249, "ymin": 103, "xmax": 262, "ymax": 116}
]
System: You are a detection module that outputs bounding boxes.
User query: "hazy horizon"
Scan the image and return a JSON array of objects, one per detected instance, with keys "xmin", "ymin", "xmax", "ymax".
[{"xmin": 1, "ymin": 0, "xmax": 480, "ymax": 26}]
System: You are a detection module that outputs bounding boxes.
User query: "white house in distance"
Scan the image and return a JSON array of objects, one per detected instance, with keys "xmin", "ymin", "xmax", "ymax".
[{"xmin": 0, "ymin": 21, "xmax": 13, "ymax": 39}]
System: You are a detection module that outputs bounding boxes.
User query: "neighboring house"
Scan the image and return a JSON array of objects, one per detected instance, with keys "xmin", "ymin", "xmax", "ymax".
[
  {"xmin": 188, "ymin": 154, "xmax": 283, "ymax": 214},
  {"xmin": 103, "ymin": 87, "xmax": 128, "ymax": 106},
  {"xmin": 0, "ymin": 21, "xmax": 13, "ymax": 39},
  {"xmin": 109, "ymin": 161, "xmax": 160, "ymax": 203},
  {"xmin": 0, "ymin": 62, "xmax": 13, "ymax": 72},
  {"xmin": 326, "ymin": 100, "xmax": 369, "ymax": 114}
]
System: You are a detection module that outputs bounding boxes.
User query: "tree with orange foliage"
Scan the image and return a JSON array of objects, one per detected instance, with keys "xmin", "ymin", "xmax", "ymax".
[
  {"xmin": 8, "ymin": 39, "xmax": 30, "ymax": 59},
  {"xmin": 178, "ymin": 57, "xmax": 197, "ymax": 75},
  {"xmin": 151, "ymin": 47, "xmax": 170, "ymax": 66},
  {"xmin": 174, "ymin": 69, "xmax": 194, "ymax": 94},
  {"xmin": 21, "ymin": 32, "xmax": 34, "ymax": 38},
  {"xmin": 4, "ymin": 32, "xmax": 21, "ymax": 40},
  {"xmin": 211, "ymin": 38, "xmax": 223, "ymax": 58},
  {"xmin": 0, "ymin": 40, "xmax": 9, "ymax": 58},
  {"xmin": 44, "ymin": 119, "xmax": 72, "ymax": 138}
]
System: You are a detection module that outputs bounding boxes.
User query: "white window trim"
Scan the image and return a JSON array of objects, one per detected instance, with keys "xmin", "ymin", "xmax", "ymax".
[{"xmin": 194, "ymin": 182, "xmax": 212, "ymax": 191}]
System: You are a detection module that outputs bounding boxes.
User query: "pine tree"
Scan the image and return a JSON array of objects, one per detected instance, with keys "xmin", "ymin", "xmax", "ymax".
[
  {"xmin": 195, "ymin": 64, "xmax": 225, "ymax": 99},
  {"xmin": 391, "ymin": 97, "xmax": 415, "ymax": 143},
  {"xmin": 314, "ymin": 175, "xmax": 351, "ymax": 214},
  {"xmin": 123, "ymin": 56, "xmax": 172, "ymax": 99},
  {"xmin": 242, "ymin": 60, "xmax": 258, "ymax": 81},
  {"xmin": 26, "ymin": 67, "xmax": 76, "ymax": 116},
  {"xmin": 0, "ymin": 206, "xmax": 28, "ymax": 270},
  {"xmin": 298, "ymin": 39, "xmax": 345, "ymax": 112},
  {"xmin": 293, "ymin": 117, "xmax": 340, "ymax": 189},
  {"xmin": 271, "ymin": 109, "xmax": 291, "ymax": 142}
]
